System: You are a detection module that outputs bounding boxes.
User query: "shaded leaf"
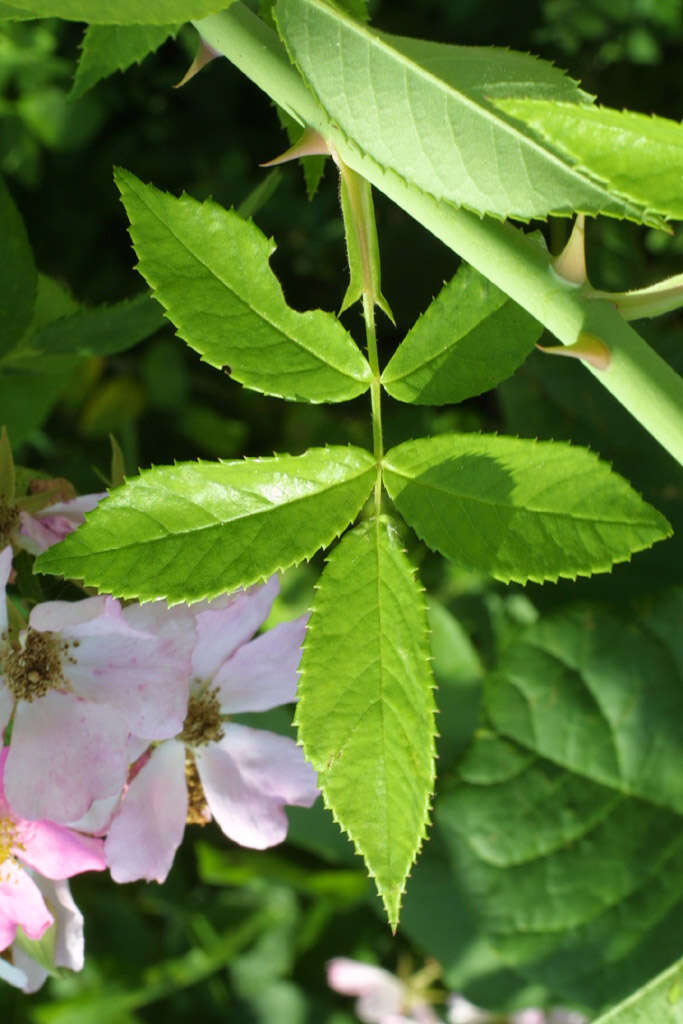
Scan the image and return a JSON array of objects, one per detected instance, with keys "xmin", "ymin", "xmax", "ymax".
[
  {"xmin": 382, "ymin": 263, "xmax": 542, "ymax": 404},
  {"xmin": 592, "ymin": 957, "xmax": 683, "ymax": 1023},
  {"xmin": 296, "ymin": 516, "xmax": 436, "ymax": 927},
  {"xmin": 36, "ymin": 445, "xmax": 376, "ymax": 603},
  {"xmin": 485, "ymin": 591, "xmax": 683, "ymax": 813},
  {"xmin": 116, "ymin": 167, "xmax": 371, "ymax": 403},
  {"xmin": 72, "ymin": 23, "xmax": 179, "ymax": 99},
  {"xmin": 0, "ymin": 174, "xmax": 36, "ymax": 357},
  {"xmin": 28, "ymin": 293, "xmax": 166, "ymax": 358},
  {"xmin": 382, "ymin": 433, "xmax": 671, "ymax": 584}
]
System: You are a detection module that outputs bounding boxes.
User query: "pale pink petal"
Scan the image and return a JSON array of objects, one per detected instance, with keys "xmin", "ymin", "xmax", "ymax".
[
  {"xmin": 0, "ymin": 544, "xmax": 12, "ymax": 634},
  {"xmin": 31, "ymin": 596, "xmax": 190, "ymax": 739},
  {"xmin": 191, "ymin": 576, "xmax": 279, "ymax": 680},
  {"xmin": 327, "ymin": 958, "xmax": 405, "ymax": 1022},
  {"xmin": 511, "ymin": 1012, "xmax": 546, "ymax": 1024},
  {"xmin": 0, "ymin": 861, "xmax": 52, "ymax": 948},
  {"xmin": 105, "ymin": 740, "xmax": 187, "ymax": 884},
  {"xmin": 548, "ymin": 1013, "xmax": 589, "ymax": 1024},
  {"xmin": 5, "ymin": 692, "xmax": 130, "ymax": 823},
  {"xmin": 19, "ymin": 493, "xmax": 104, "ymax": 555},
  {"xmin": 215, "ymin": 616, "xmax": 307, "ymax": 713},
  {"xmin": 448, "ymin": 994, "xmax": 492, "ymax": 1023},
  {"xmin": 65, "ymin": 790, "xmax": 122, "ymax": 835},
  {"xmin": 11, "ymin": 875, "xmax": 85, "ymax": 993},
  {"xmin": 15, "ymin": 819, "xmax": 105, "ymax": 879},
  {"xmin": 197, "ymin": 724, "xmax": 318, "ymax": 849},
  {"xmin": 0, "ymin": 954, "xmax": 28, "ymax": 989}
]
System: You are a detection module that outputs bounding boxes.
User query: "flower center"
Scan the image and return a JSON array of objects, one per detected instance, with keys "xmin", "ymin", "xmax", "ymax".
[
  {"xmin": 0, "ymin": 498, "xmax": 19, "ymax": 549},
  {"xmin": 3, "ymin": 630, "xmax": 66, "ymax": 702},
  {"xmin": 184, "ymin": 751, "xmax": 210, "ymax": 825},
  {"xmin": 179, "ymin": 685, "xmax": 225, "ymax": 747},
  {"xmin": 0, "ymin": 814, "xmax": 19, "ymax": 882}
]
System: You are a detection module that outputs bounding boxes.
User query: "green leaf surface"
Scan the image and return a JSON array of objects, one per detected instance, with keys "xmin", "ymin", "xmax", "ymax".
[
  {"xmin": 0, "ymin": 0, "xmax": 231, "ymax": 23},
  {"xmin": 592, "ymin": 957, "xmax": 683, "ymax": 1023},
  {"xmin": 36, "ymin": 445, "xmax": 376, "ymax": 603},
  {"xmin": 296, "ymin": 516, "xmax": 436, "ymax": 927},
  {"xmin": 71, "ymin": 24, "xmax": 178, "ymax": 98},
  {"xmin": 382, "ymin": 433, "xmax": 671, "ymax": 584},
  {"xmin": 381, "ymin": 263, "xmax": 542, "ymax": 404},
  {"xmin": 485, "ymin": 591, "xmax": 683, "ymax": 813},
  {"xmin": 115, "ymin": 167, "xmax": 371, "ymax": 403},
  {"xmin": 275, "ymin": 0, "xmax": 655, "ymax": 223},
  {"xmin": 0, "ymin": 175, "xmax": 36, "ymax": 357},
  {"xmin": 438, "ymin": 733, "xmax": 683, "ymax": 1010},
  {"xmin": 30, "ymin": 293, "xmax": 166, "ymax": 358},
  {"xmin": 496, "ymin": 99, "xmax": 683, "ymax": 222}
]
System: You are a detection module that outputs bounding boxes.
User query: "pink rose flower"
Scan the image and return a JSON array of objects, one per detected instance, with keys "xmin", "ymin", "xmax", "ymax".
[
  {"xmin": 0, "ymin": 546, "xmax": 194, "ymax": 823},
  {"xmin": 1, "ymin": 875, "xmax": 84, "ymax": 993},
  {"xmin": 327, "ymin": 958, "xmax": 442, "ymax": 1024},
  {"xmin": 104, "ymin": 577, "xmax": 319, "ymax": 883},
  {"xmin": 19, "ymin": 493, "xmax": 105, "ymax": 556},
  {"xmin": 0, "ymin": 747, "xmax": 105, "ymax": 954}
]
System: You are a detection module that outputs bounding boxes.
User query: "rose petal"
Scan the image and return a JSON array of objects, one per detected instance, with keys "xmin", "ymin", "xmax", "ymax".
[
  {"xmin": 0, "ymin": 954, "xmax": 28, "ymax": 990},
  {"xmin": 16, "ymin": 818, "xmax": 105, "ymax": 879},
  {"xmin": 105, "ymin": 740, "xmax": 187, "ymax": 884},
  {"xmin": 31, "ymin": 596, "xmax": 190, "ymax": 739},
  {"xmin": 215, "ymin": 616, "xmax": 307, "ymax": 713},
  {"xmin": 0, "ymin": 861, "xmax": 52, "ymax": 949},
  {"xmin": 197, "ymin": 724, "xmax": 318, "ymax": 849},
  {"xmin": 5, "ymin": 692, "xmax": 130, "ymax": 823},
  {"xmin": 448, "ymin": 994, "xmax": 492, "ymax": 1023},
  {"xmin": 191, "ymin": 576, "xmax": 279, "ymax": 681}
]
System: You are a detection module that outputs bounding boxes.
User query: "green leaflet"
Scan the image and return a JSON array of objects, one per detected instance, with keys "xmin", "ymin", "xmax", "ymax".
[
  {"xmin": 438, "ymin": 734, "xmax": 683, "ymax": 1010},
  {"xmin": 593, "ymin": 957, "xmax": 683, "ymax": 1024},
  {"xmin": 296, "ymin": 516, "xmax": 436, "ymax": 928},
  {"xmin": 115, "ymin": 168, "xmax": 371, "ymax": 404},
  {"xmin": 0, "ymin": 0, "xmax": 230, "ymax": 23},
  {"xmin": 485, "ymin": 592, "xmax": 683, "ymax": 814},
  {"xmin": 72, "ymin": 24, "xmax": 179, "ymax": 99},
  {"xmin": 36, "ymin": 446, "xmax": 376, "ymax": 603},
  {"xmin": 382, "ymin": 434, "xmax": 671, "ymax": 584},
  {"xmin": 496, "ymin": 99, "xmax": 683, "ymax": 222},
  {"xmin": 29, "ymin": 293, "xmax": 166, "ymax": 358},
  {"xmin": 275, "ymin": 0, "xmax": 654, "ymax": 223},
  {"xmin": 381, "ymin": 262, "xmax": 542, "ymax": 405},
  {"xmin": 0, "ymin": 175, "xmax": 36, "ymax": 357}
]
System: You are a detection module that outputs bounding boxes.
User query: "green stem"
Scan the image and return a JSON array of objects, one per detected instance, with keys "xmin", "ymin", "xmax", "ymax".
[
  {"xmin": 195, "ymin": 4, "xmax": 683, "ymax": 467},
  {"xmin": 363, "ymin": 293, "xmax": 384, "ymax": 512}
]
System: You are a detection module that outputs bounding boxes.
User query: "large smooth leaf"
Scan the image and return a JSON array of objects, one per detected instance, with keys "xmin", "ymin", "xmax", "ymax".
[
  {"xmin": 496, "ymin": 100, "xmax": 683, "ymax": 222},
  {"xmin": 275, "ymin": 0, "xmax": 653, "ymax": 223},
  {"xmin": 381, "ymin": 263, "xmax": 542, "ymax": 405},
  {"xmin": 0, "ymin": 175, "xmax": 36, "ymax": 357},
  {"xmin": 592, "ymin": 957, "xmax": 683, "ymax": 1023},
  {"xmin": 382, "ymin": 434, "xmax": 671, "ymax": 584},
  {"xmin": 438, "ymin": 731, "xmax": 683, "ymax": 1011},
  {"xmin": 36, "ymin": 446, "xmax": 376, "ymax": 603},
  {"xmin": 296, "ymin": 516, "xmax": 436, "ymax": 927},
  {"xmin": 485, "ymin": 590, "xmax": 683, "ymax": 814},
  {"xmin": 0, "ymin": 0, "xmax": 230, "ymax": 23},
  {"xmin": 116, "ymin": 167, "xmax": 371, "ymax": 404},
  {"xmin": 72, "ymin": 24, "xmax": 178, "ymax": 98}
]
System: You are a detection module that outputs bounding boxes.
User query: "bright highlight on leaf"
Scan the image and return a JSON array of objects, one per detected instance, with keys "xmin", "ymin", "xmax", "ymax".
[
  {"xmin": 296, "ymin": 517, "xmax": 436, "ymax": 929},
  {"xmin": 496, "ymin": 99, "xmax": 683, "ymax": 222},
  {"xmin": 381, "ymin": 262, "xmax": 542, "ymax": 404},
  {"xmin": 115, "ymin": 167, "xmax": 371, "ymax": 404},
  {"xmin": 275, "ymin": 0, "xmax": 657, "ymax": 223},
  {"xmin": 36, "ymin": 446, "xmax": 376, "ymax": 603},
  {"xmin": 382, "ymin": 433, "xmax": 671, "ymax": 584}
]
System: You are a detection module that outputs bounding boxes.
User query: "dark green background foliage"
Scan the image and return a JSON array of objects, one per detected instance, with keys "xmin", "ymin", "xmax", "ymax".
[{"xmin": 1, "ymin": 0, "xmax": 682, "ymax": 1020}]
